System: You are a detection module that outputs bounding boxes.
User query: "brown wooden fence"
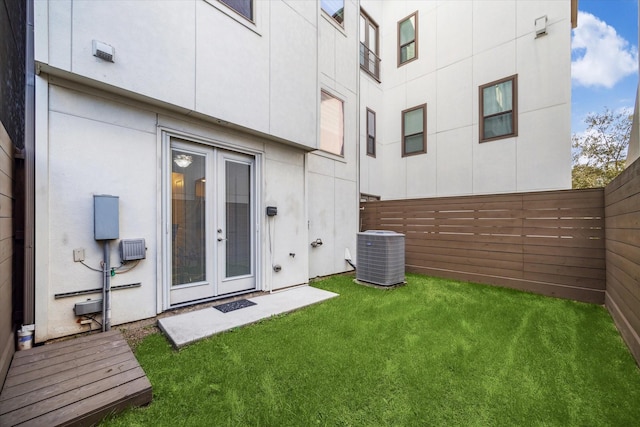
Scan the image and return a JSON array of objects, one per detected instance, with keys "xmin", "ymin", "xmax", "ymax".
[
  {"xmin": 360, "ymin": 188, "xmax": 606, "ymax": 304},
  {"xmin": 0, "ymin": 123, "xmax": 14, "ymax": 387},
  {"xmin": 604, "ymin": 158, "xmax": 640, "ymax": 364}
]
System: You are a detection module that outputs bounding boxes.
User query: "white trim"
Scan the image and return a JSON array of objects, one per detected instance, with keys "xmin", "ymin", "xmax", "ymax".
[
  {"xmin": 34, "ymin": 74, "xmax": 49, "ymax": 342},
  {"xmin": 159, "ymin": 128, "xmax": 263, "ymax": 310}
]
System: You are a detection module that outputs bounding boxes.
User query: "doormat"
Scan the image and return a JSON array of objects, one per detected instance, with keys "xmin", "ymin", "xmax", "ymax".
[{"xmin": 213, "ymin": 299, "xmax": 257, "ymax": 313}]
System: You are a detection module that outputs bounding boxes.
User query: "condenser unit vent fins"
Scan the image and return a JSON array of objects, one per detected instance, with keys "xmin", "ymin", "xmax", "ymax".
[
  {"xmin": 356, "ymin": 230, "xmax": 405, "ymax": 286},
  {"xmin": 120, "ymin": 238, "xmax": 146, "ymax": 261}
]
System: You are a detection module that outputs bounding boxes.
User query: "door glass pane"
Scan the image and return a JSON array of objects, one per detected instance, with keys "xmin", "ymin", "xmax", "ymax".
[
  {"xmin": 369, "ymin": 23, "xmax": 377, "ymax": 52},
  {"xmin": 226, "ymin": 161, "xmax": 252, "ymax": 278},
  {"xmin": 172, "ymin": 149, "xmax": 206, "ymax": 286}
]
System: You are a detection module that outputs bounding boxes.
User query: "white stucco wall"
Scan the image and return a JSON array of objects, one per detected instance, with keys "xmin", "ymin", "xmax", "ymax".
[
  {"xmin": 307, "ymin": 0, "xmax": 359, "ymax": 278},
  {"xmin": 33, "ymin": 0, "xmax": 358, "ymax": 341},
  {"xmin": 359, "ymin": 0, "xmax": 573, "ymax": 199}
]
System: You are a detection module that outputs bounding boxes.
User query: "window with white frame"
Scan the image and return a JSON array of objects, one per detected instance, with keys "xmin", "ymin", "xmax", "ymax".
[
  {"xmin": 219, "ymin": 0, "xmax": 253, "ymax": 21},
  {"xmin": 320, "ymin": 91, "xmax": 344, "ymax": 156},
  {"xmin": 321, "ymin": 0, "xmax": 344, "ymax": 25}
]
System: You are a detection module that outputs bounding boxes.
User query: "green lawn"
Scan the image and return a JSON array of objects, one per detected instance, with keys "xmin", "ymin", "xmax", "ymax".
[{"xmin": 103, "ymin": 274, "xmax": 640, "ymax": 426}]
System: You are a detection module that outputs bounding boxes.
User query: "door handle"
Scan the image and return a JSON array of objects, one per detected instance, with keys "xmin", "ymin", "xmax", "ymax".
[{"xmin": 218, "ymin": 237, "xmax": 227, "ymax": 242}]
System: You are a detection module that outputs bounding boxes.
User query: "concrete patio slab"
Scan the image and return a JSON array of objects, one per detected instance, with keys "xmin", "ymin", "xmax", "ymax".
[{"xmin": 158, "ymin": 286, "xmax": 339, "ymax": 348}]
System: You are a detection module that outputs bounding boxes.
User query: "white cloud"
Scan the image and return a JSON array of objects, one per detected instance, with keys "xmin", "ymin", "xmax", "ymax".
[{"xmin": 572, "ymin": 11, "xmax": 638, "ymax": 88}]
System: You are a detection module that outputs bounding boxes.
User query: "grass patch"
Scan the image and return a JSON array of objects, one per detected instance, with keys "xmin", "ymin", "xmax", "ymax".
[{"xmin": 103, "ymin": 274, "xmax": 640, "ymax": 426}]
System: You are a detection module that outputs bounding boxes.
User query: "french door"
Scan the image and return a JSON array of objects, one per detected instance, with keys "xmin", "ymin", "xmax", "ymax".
[{"xmin": 168, "ymin": 139, "xmax": 256, "ymax": 306}]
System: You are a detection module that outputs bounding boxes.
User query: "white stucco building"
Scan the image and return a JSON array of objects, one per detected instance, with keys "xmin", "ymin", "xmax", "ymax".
[
  {"xmin": 359, "ymin": 0, "xmax": 576, "ymax": 199},
  {"xmin": 32, "ymin": 0, "xmax": 576, "ymax": 342}
]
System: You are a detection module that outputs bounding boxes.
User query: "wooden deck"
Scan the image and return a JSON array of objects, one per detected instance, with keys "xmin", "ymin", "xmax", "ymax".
[{"xmin": 0, "ymin": 330, "xmax": 152, "ymax": 426}]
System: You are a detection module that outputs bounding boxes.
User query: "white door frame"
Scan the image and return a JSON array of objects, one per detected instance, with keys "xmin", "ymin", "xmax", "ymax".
[{"xmin": 160, "ymin": 130, "xmax": 262, "ymax": 310}]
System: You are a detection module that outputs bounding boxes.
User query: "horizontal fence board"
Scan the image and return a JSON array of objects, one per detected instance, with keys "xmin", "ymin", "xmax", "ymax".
[
  {"xmin": 407, "ymin": 245, "xmax": 523, "ymax": 263},
  {"xmin": 404, "ymin": 232, "xmax": 524, "ymax": 245},
  {"xmin": 605, "ymin": 210, "xmax": 640, "ymax": 229},
  {"xmin": 406, "ymin": 259, "xmax": 524, "ymax": 279},
  {"xmin": 407, "ymin": 238, "xmax": 524, "ymax": 254},
  {"xmin": 606, "ymin": 240, "xmax": 640, "ymax": 271},
  {"xmin": 604, "ymin": 159, "xmax": 640, "ymax": 203},
  {"xmin": 605, "ymin": 293, "xmax": 640, "ymax": 368},
  {"xmin": 406, "ymin": 265, "xmax": 605, "ymax": 304},
  {"xmin": 607, "ymin": 262, "xmax": 640, "ymax": 302},
  {"xmin": 604, "ymin": 191, "xmax": 640, "ymax": 217},
  {"xmin": 606, "ymin": 228, "xmax": 640, "ymax": 248},
  {"xmin": 523, "ymin": 262, "xmax": 606, "ymax": 281},
  {"xmin": 523, "ymin": 244, "xmax": 605, "ymax": 259},
  {"xmin": 522, "ymin": 207, "xmax": 604, "ymax": 219},
  {"xmin": 606, "ymin": 281, "xmax": 640, "ymax": 337},
  {"xmin": 361, "ymin": 188, "xmax": 606, "ymax": 304},
  {"xmin": 522, "ymin": 271, "xmax": 605, "ymax": 290},
  {"xmin": 523, "ymin": 253, "xmax": 606, "ymax": 270},
  {"xmin": 405, "ymin": 251, "xmax": 523, "ymax": 272},
  {"xmin": 606, "ymin": 251, "xmax": 640, "ymax": 283}
]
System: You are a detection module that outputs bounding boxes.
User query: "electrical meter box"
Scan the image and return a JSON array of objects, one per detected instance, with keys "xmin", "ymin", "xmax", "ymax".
[{"xmin": 94, "ymin": 195, "xmax": 119, "ymax": 240}]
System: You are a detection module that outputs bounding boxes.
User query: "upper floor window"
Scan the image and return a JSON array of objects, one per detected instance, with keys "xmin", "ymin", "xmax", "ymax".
[
  {"xmin": 479, "ymin": 75, "xmax": 518, "ymax": 142},
  {"xmin": 219, "ymin": 0, "xmax": 253, "ymax": 21},
  {"xmin": 398, "ymin": 12, "xmax": 418, "ymax": 66},
  {"xmin": 360, "ymin": 11, "xmax": 380, "ymax": 80},
  {"xmin": 402, "ymin": 104, "xmax": 426, "ymax": 156},
  {"xmin": 320, "ymin": 91, "xmax": 344, "ymax": 156},
  {"xmin": 366, "ymin": 108, "xmax": 376, "ymax": 157},
  {"xmin": 321, "ymin": 0, "xmax": 344, "ymax": 25}
]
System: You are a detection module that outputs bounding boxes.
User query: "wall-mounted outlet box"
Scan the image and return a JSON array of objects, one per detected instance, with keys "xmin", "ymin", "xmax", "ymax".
[{"xmin": 73, "ymin": 248, "xmax": 85, "ymax": 262}]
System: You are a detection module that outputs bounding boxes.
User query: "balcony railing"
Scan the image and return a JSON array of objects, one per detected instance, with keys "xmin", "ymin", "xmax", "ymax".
[{"xmin": 359, "ymin": 42, "xmax": 380, "ymax": 81}]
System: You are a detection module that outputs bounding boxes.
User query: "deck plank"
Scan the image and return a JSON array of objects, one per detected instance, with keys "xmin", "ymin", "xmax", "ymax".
[{"xmin": 0, "ymin": 330, "xmax": 152, "ymax": 427}]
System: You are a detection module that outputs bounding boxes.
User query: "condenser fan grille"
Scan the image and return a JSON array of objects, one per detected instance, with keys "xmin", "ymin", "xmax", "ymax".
[{"xmin": 356, "ymin": 230, "xmax": 405, "ymax": 286}]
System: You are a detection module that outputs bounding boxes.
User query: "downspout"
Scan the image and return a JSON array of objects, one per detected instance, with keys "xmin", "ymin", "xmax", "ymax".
[{"xmin": 23, "ymin": 0, "xmax": 36, "ymax": 325}]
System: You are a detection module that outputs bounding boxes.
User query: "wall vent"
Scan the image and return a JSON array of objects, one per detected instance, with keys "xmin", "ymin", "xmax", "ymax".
[
  {"xmin": 92, "ymin": 40, "xmax": 115, "ymax": 62},
  {"xmin": 120, "ymin": 238, "xmax": 146, "ymax": 261},
  {"xmin": 356, "ymin": 230, "xmax": 405, "ymax": 286}
]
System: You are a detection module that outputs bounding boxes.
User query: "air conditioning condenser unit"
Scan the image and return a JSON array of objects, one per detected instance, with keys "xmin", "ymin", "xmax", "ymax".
[{"xmin": 356, "ymin": 230, "xmax": 405, "ymax": 286}]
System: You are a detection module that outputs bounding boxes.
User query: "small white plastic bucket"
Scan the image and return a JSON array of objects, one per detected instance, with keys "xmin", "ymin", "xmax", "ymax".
[{"xmin": 17, "ymin": 326, "xmax": 34, "ymax": 350}]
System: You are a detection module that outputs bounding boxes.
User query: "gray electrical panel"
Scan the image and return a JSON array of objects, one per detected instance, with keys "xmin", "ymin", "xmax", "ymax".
[
  {"xmin": 74, "ymin": 299, "xmax": 103, "ymax": 316},
  {"xmin": 94, "ymin": 195, "xmax": 119, "ymax": 240}
]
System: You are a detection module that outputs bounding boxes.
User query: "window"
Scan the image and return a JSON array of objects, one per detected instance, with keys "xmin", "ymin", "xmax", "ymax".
[
  {"xmin": 402, "ymin": 104, "xmax": 426, "ymax": 156},
  {"xmin": 320, "ymin": 91, "xmax": 344, "ymax": 156},
  {"xmin": 398, "ymin": 12, "xmax": 418, "ymax": 66},
  {"xmin": 479, "ymin": 75, "xmax": 518, "ymax": 142},
  {"xmin": 360, "ymin": 11, "xmax": 380, "ymax": 80},
  {"xmin": 321, "ymin": 0, "xmax": 344, "ymax": 25},
  {"xmin": 219, "ymin": 0, "xmax": 253, "ymax": 21},
  {"xmin": 366, "ymin": 108, "xmax": 376, "ymax": 157}
]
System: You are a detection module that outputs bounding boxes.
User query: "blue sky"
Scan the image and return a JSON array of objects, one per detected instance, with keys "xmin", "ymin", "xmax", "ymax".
[{"xmin": 572, "ymin": 0, "xmax": 639, "ymax": 133}]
